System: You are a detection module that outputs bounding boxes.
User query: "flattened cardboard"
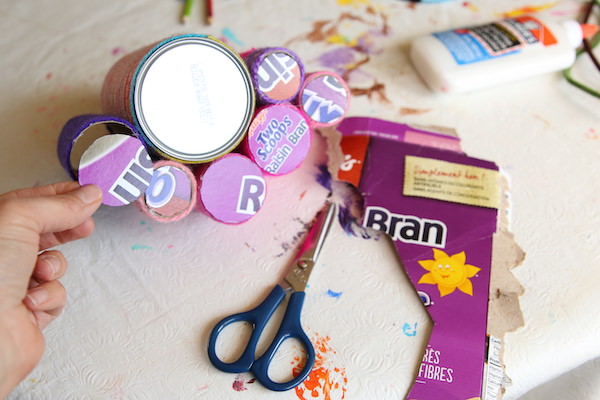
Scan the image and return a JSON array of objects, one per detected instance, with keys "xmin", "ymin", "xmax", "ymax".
[{"xmin": 318, "ymin": 117, "xmax": 524, "ymax": 400}]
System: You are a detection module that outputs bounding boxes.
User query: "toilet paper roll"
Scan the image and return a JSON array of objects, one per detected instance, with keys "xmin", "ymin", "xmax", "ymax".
[
  {"xmin": 138, "ymin": 161, "xmax": 197, "ymax": 222},
  {"xmin": 198, "ymin": 153, "xmax": 266, "ymax": 224},
  {"xmin": 57, "ymin": 114, "xmax": 139, "ymax": 179},
  {"xmin": 297, "ymin": 71, "xmax": 350, "ymax": 127}
]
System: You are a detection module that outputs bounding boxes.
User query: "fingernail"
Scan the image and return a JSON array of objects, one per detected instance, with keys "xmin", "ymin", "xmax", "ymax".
[
  {"xmin": 75, "ymin": 185, "xmax": 102, "ymax": 205},
  {"xmin": 27, "ymin": 288, "xmax": 48, "ymax": 306},
  {"xmin": 39, "ymin": 254, "xmax": 59, "ymax": 276}
]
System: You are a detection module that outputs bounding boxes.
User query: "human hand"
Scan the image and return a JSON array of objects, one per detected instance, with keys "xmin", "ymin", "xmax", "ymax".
[{"xmin": 0, "ymin": 182, "xmax": 102, "ymax": 398}]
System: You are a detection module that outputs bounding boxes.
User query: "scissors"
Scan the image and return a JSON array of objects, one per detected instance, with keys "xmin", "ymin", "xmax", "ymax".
[{"xmin": 207, "ymin": 202, "xmax": 336, "ymax": 391}]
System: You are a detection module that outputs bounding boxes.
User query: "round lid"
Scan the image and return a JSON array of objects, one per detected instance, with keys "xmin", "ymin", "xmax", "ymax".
[
  {"xmin": 563, "ymin": 20, "xmax": 584, "ymax": 48},
  {"xmin": 134, "ymin": 36, "xmax": 255, "ymax": 162}
]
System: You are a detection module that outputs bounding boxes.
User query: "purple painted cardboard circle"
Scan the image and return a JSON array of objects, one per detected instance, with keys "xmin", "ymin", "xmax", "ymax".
[
  {"xmin": 246, "ymin": 104, "xmax": 311, "ymax": 175},
  {"xmin": 299, "ymin": 72, "xmax": 350, "ymax": 127},
  {"xmin": 78, "ymin": 134, "xmax": 153, "ymax": 207},
  {"xmin": 199, "ymin": 154, "xmax": 266, "ymax": 224},
  {"xmin": 246, "ymin": 48, "xmax": 305, "ymax": 104}
]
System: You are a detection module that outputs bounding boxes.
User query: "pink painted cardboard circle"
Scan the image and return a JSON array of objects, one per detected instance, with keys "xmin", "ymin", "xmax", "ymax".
[
  {"xmin": 199, "ymin": 154, "xmax": 266, "ymax": 224},
  {"xmin": 245, "ymin": 104, "xmax": 311, "ymax": 175},
  {"xmin": 298, "ymin": 71, "xmax": 350, "ymax": 127},
  {"xmin": 139, "ymin": 161, "xmax": 197, "ymax": 222},
  {"xmin": 78, "ymin": 134, "xmax": 154, "ymax": 207}
]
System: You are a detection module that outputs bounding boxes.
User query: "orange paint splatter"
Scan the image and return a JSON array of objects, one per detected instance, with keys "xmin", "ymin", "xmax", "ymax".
[
  {"xmin": 585, "ymin": 128, "xmax": 598, "ymax": 140},
  {"xmin": 287, "ymin": 13, "xmax": 371, "ymax": 47},
  {"xmin": 462, "ymin": 1, "xmax": 479, "ymax": 12},
  {"xmin": 294, "ymin": 334, "xmax": 348, "ymax": 400},
  {"xmin": 399, "ymin": 107, "xmax": 431, "ymax": 116},
  {"xmin": 498, "ymin": 2, "xmax": 557, "ymax": 18}
]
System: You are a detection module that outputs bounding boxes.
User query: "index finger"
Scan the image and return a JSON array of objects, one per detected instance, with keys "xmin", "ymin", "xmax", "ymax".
[
  {"xmin": 0, "ymin": 184, "xmax": 102, "ymax": 238},
  {"xmin": 1, "ymin": 181, "xmax": 81, "ymax": 200}
]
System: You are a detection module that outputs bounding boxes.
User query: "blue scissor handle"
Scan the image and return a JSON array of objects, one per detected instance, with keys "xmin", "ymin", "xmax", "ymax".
[
  {"xmin": 252, "ymin": 290, "xmax": 315, "ymax": 391},
  {"xmin": 207, "ymin": 285, "xmax": 315, "ymax": 391},
  {"xmin": 208, "ymin": 285, "xmax": 286, "ymax": 373}
]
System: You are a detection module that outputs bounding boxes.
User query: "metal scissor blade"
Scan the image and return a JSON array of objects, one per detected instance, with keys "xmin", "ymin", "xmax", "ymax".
[{"xmin": 282, "ymin": 203, "xmax": 336, "ymax": 293}]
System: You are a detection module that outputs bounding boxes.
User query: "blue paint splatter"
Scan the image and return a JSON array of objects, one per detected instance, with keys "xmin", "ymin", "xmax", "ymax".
[
  {"xmin": 221, "ymin": 28, "xmax": 245, "ymax": 47},
  {"xmin": 338, "ymin": 203, "xmax": 357, "ymax": 235},
  {"xmin": 139, "ymin": 220, "xmax": 152, "ymax": 232},
  {"xmin": 131, "ymin": 244, "xmax": 153, "ymax": 251},
  {"xmin": 333, "ymin": 181, "xmax": 375, "ymax": 240},
  {"xmin": 325, "ymin": 289, "xmax": 343, "ymax": 299},
  {"xmin": 402, "ymin": 322, "xmax": 418, "ymax": 337}
]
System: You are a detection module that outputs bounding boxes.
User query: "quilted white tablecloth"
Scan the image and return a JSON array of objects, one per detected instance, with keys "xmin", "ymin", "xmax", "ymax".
[{"xmin": 1, "ymin": 0, "xmax": 599, "ymax": 399}]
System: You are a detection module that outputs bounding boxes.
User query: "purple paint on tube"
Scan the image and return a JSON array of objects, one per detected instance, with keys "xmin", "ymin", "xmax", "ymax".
[
  {"xmin": 138, "ymin": 161, "xmax": 197, "ymax": 222},
  {"xmin": 244, "ymin": 47, "xmax": 305, "ymax": 104},
  {"xmin": 57, "ymin": 114, "xmax": 140, "ymax": 180},
  {"xmin": 78, "ymin": 134, "xmax": 154, "ymax": 207},
  {"xmin": 297, "ymin": 71, "xmax": 350, "ymax": 127},
  {"xmin": 245, "ymin": 104, "xmax": 311, "ymax": 175},
  {"xmin": 198, "ymin": 154, "xmax": 266, "ymax": 224}
]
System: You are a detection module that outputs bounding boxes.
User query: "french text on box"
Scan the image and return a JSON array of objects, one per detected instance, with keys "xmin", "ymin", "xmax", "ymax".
[{"xmin": 404, "ymin": 156, "xmax": 500, "ymax": 209}]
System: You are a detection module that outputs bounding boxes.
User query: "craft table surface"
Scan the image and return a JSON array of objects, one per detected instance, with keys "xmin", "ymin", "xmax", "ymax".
[{"xmin": 1, "ymin": 1, "xmax": 599, "ymax": 399}]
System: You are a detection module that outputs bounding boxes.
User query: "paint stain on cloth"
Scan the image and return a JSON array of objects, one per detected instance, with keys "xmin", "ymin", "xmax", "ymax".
[
  {"xmin": 285, "ymin": 6, "xmax": 398, "ymax": 108},
  {"xmin": 294, "ymin": 334, "xmax": 348, "ymax": 400},
  {"xmin": 498, "ymin": 2, "xmax": 557, "ymax": 18}
]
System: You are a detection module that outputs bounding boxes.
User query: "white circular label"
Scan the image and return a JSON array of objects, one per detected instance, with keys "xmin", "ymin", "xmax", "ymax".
[{"xmin": 136, "ymin": 40, "xmax": 253, "ymax": 161}]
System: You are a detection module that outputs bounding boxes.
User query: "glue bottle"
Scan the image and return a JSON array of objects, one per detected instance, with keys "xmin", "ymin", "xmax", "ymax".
[{"xmin": 409, "ymin": 15, "xmax": 598, "ymax": 94}]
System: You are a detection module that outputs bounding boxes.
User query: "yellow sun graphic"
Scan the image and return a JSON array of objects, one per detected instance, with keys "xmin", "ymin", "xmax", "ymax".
[{"xmin": 418, "ymin": 249, "xmax": 481, "ymax": 297}]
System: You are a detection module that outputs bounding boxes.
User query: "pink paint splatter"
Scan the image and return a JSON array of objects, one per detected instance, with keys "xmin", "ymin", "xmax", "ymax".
[
  {"xmin": 232, "ymin": 375, "xmax": 248, "ymax": 391},
  {"xmin": 112, "ymin": 46, "xmax": 126, "ymax": 56}
]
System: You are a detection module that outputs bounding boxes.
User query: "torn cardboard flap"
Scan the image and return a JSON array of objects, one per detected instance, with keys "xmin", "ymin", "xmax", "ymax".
[{"xmin": 318, "ymin": 117, "xmax": 525, "ymax": 400}]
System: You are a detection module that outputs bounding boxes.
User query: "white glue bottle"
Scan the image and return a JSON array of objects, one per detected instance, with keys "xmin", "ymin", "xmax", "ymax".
[{"xmin": 409, "ymin": 15, "xmax": 598, "ymax": 94}]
